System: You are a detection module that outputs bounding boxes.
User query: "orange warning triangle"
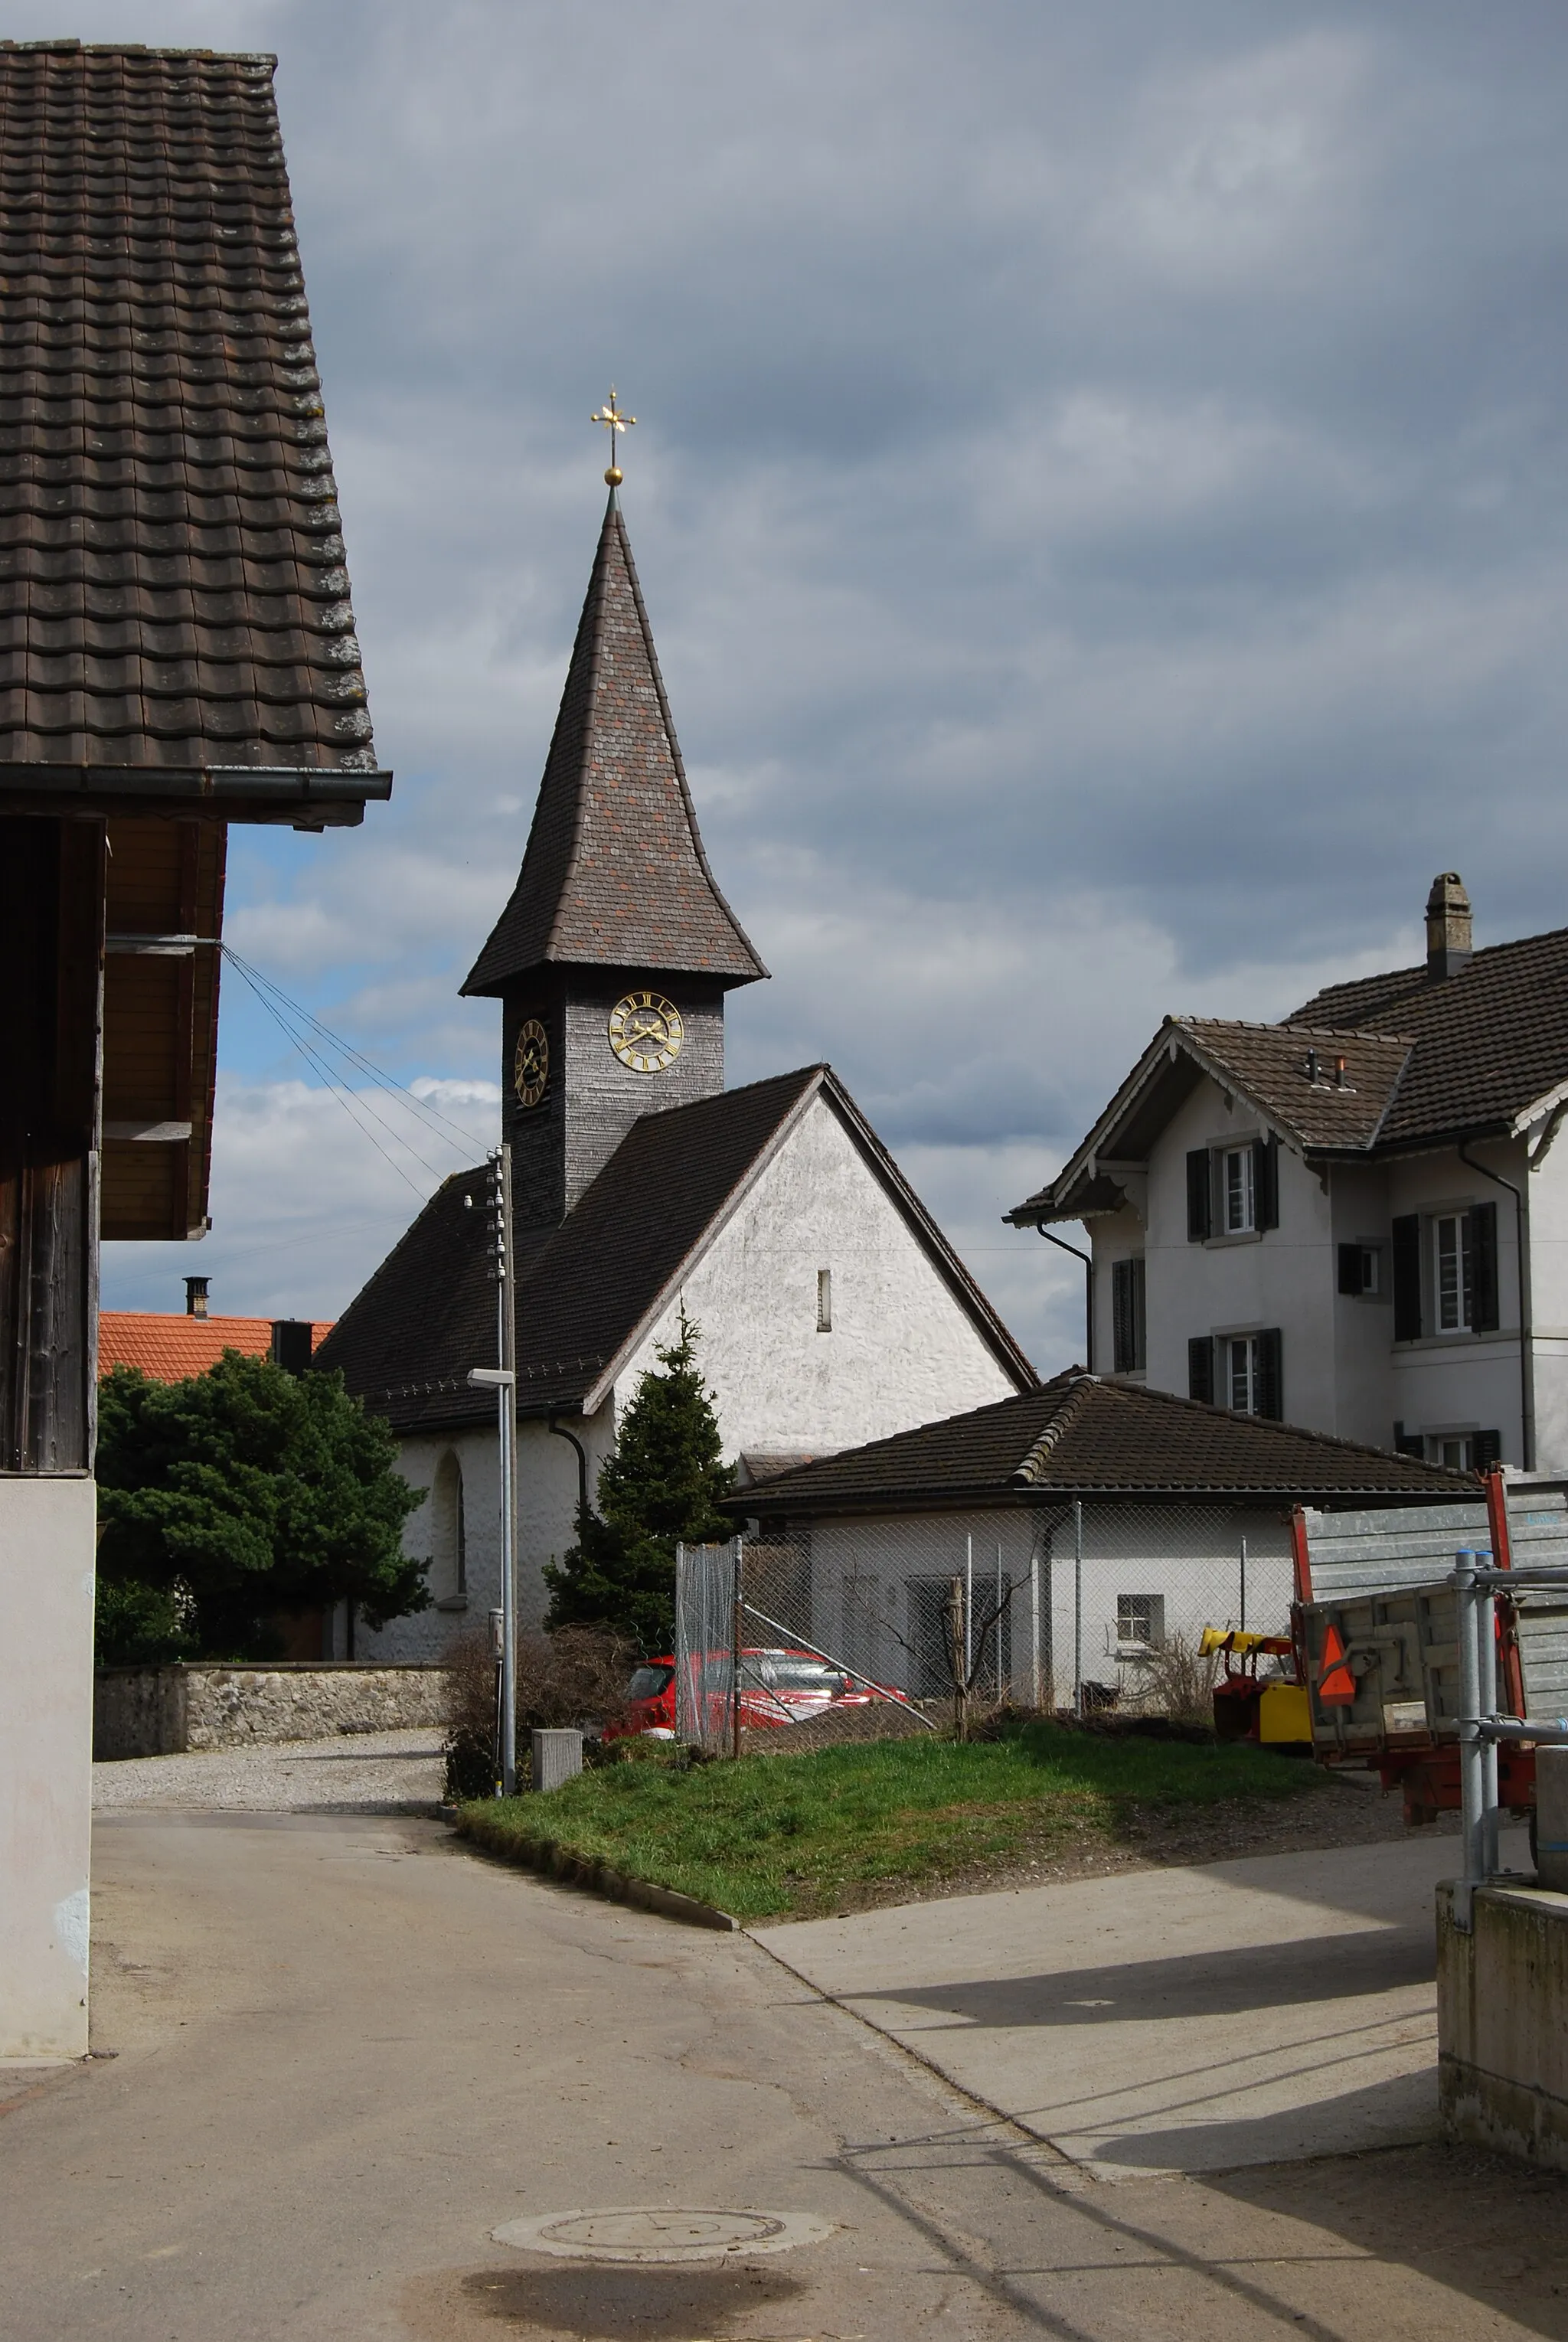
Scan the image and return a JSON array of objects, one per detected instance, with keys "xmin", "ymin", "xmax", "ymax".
[{"xmin": 1317, "ymin": 1623, "xmax": 1356, "ymax": 1705}]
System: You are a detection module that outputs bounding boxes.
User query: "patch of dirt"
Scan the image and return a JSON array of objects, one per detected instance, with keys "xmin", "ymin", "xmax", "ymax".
[{"xmin": 768, "ymin": 1774, "xmax": 1455, "ymax": 1922}]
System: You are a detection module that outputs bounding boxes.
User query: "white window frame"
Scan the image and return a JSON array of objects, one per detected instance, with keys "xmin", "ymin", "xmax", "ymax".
[
  {"xmin": 1434, "ymin": 1212, "xmax": 1472, "ymax": 1334},
  {"xmin": 1116, "ymin": 1592, "xmax": 1165, "ymax": 1650},
  {"xmin": 1227, "ymin": 1334, "xmax": 1261, "ymax": 1416},
  {"xmin": 816, "ymin": 1267, "xmax": 832, "ymax": 1333},
  {"xmin": 1220, "ymin": 1144, "xmax": 1255, "ymax": 1235}
]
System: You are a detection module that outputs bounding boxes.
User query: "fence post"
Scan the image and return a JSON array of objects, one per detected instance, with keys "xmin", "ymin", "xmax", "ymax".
[
  {"xmin": 730, "ymin": 1537, "xmax": 743, "ymax": 1760},
  {"xmin": 964, "ymin": 1534, "xmax": 973, "ymax": 1683},
  {"xmin": 1240, "ymin": 1535, "xmax": 1248, "ymax": 1633},
  {"xmin": 1073, "ymin": 1499, "xmax": 1084, "ymax": 1721},
  {"xmin": 1029, "ymin": 1545, "xmax": 1041, "ymax": 1710},
  {"xmin": 1455, "ymin": 1546, "xmax": 1484, "ymax": 1929}
]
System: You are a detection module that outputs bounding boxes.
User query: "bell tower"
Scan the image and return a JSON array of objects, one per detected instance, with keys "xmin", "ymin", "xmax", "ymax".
[{"xmin": 462, "ymin": 486, "xmax": 766, "ymax": 1233}]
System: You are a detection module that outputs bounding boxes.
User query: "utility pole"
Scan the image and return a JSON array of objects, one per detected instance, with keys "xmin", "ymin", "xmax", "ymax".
[{"xmin": 468, "ymin": 1145, "xmax": 519, "ymax": 1795}]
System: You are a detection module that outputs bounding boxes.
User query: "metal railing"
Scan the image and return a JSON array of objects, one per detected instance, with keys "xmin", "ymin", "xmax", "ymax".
[{"xmin": 1453, "ymin": 1544, "xmax": 1568, "ymax": 1927}]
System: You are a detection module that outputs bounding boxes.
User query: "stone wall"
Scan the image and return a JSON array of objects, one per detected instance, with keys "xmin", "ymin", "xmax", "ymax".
[
  {"xmin": 94, "ymin": 1662, "xmax": 449, "ymax": 1760},
  {"xmin": 1437, "ymin": 1879, "xmax": 1568, "ymax": 2169}
]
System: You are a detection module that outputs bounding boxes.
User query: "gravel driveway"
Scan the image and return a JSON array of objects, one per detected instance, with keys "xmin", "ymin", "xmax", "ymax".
[{"xmin": 92, "ymin": 1726, "xmax": 446, "ymax": 1814}]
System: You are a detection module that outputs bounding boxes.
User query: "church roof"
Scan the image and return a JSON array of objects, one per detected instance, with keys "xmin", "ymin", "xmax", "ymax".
[
  {"xmin": 315, "ymin": 1064, "xmax": 1034, "ymax": 1434},
  {"xmin": 462, "ymin": 493, "xmax": 766, "ymax": 995},
  {"xmin": 0, "ymin": 41, "xmax": 389, "ymax": 821},
  {"xmin": 724, "ymin": 1370, "xmax": 1472, "ymax": 1517}
]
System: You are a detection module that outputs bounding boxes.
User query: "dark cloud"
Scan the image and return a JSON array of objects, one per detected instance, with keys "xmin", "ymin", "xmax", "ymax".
[{"xmin": 75, "ymin": 0, "xmax": 1568, "ymax": 1368}]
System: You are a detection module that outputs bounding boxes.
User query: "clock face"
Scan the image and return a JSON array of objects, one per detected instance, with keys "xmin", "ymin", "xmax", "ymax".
[
  {"xmin": 513, "ymin": 1017, "xmax": 549, "ymax": 1109},
  {"xmin": 608, "ymin": 990, "xmax": 684, "ymax": 1073}
]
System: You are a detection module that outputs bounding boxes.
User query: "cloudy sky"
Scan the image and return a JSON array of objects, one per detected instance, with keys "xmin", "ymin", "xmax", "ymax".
[{"xmin": 81, "ymin": 0, "xmax": 1568, "ymax": 1367}]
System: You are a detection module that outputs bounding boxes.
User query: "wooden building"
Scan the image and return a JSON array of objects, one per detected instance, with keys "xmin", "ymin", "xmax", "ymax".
[{"xmin": 0, "ymin": 42, "xmax": 391, "ymax": 2054}]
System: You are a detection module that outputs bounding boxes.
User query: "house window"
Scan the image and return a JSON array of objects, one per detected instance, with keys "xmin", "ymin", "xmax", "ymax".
[
  {"xmin": 1435, "ymin": 1213, "xmax": 1472, "ymax": 1333},
  {"xmin": 816, "ymin": 1268, "xmax": 832, "ymax": 1332},
  {"xmin": 1221, "ymin": 1145, "xmax": 1255, "ymax": 1233},
  {"xmin": 1338, "ymin": 1243, "xmax": 1380, "ymax": 1297},
  {"xmin": 431, "ymin": 1449, "xmax": 467, "ymax": 1609},
  {"xmin": 1220, "ymin": 1328, "xmax": 1283, "ymax": 1420},
  {"xmin": 1426, "ymin": 1430, "xmax": 1503, "ymax": 1472},
  {"xmin": 1111, "ymin": 1256, "xmax": 1146, "ymax": 1374},
  {"xmin": 1117, "ymin": 1593, "xmax": 1165, "ymax": 1648}
]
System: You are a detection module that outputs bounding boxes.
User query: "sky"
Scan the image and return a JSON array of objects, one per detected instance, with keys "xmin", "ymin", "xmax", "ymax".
[{"xmin": 80, "ymin": 0, "xmax": 1568, "ymax": 1370}]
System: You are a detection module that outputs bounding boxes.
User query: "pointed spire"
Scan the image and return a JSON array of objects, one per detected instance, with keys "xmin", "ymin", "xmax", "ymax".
[{"xmin": 462, "ymin": 495, "xmax": 767, "ymax": 997}]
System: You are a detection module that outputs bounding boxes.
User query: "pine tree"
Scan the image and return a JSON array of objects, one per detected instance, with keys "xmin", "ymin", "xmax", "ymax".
[{"xmin": 544, "ymin": 1311, "xmax": 733, "ymax": 1652}]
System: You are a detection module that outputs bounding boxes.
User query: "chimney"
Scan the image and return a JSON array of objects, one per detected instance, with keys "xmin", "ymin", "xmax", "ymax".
[
  {"xmin": 1426, "ymin": 872, "xmax": 1472, "ymax": 982},
  {"xmin": 185, "ymin": 1276, "xmax": 210, "ymax": 1319}
]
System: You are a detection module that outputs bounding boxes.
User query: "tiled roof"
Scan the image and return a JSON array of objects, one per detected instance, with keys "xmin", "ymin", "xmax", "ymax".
[
  {"xmin": 1012, "ymin": 922, "xmax": 1568, "ymax": 1222},
  {"xmin": 99, "ymin": 1311, "xmax": 331, "ymax": 1381},
  {"xmin": 317, "ymin": 1063, "xmax": 1034, "ymax": 1434},
  {"xmin": 0, "ymin": 42, "xmax": 385, "ymax": 790},
  {"xmin": 462, "ymin": 493, "xmax": 765, "ymax": 995},
  {"xmin": 1287, "ymin": 923, "xmax": 1568, "ymax": 1145},
  {"xmin": 727, "ymin": 1370, "xmax": 1472, "ymax": 1514}
]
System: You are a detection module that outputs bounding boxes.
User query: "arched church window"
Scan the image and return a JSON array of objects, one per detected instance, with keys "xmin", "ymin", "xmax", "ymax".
[{"xmin": 431, "ymin": 1449, "xmax": 468, "ymax": 1609}]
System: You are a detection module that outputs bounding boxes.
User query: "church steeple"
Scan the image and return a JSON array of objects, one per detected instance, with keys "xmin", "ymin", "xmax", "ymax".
[
  {"xmin": 462, "ymin": 493, "xmax": 766, "ymax": 998},
  {"xmin": 465, "ymin": 491, "xmax": 767, "ymax": 1233}
]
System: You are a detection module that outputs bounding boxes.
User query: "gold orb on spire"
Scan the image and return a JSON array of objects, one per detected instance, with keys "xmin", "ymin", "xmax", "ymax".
[{"xmin": 591, "ymin": 387, "xmax": 635, "ymax": 487}]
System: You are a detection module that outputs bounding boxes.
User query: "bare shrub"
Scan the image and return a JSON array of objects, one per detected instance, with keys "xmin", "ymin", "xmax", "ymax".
[
  {"xmin": 1116, "ymin": 1632, "xmax": 1219, "ymax": 1729},
  {"xmin": 442, "ymin": 1626, "xmax": 635, "ymax": 1801},
  {"xmin": 517, "ymin": 1625, "xmax": 633, "ymax": 1736},
  {"xmin": 441, "ymin": 1628, "xmax": 499, "ymax": 1802}
]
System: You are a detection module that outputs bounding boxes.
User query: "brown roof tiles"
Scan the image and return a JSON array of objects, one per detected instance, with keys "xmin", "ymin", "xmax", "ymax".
[
  {"xmin": 462, "ymin": 493, "xmax": 765, "ymax": 994},
  {"xmin": 0, "ymin": 41, "xmax": 385, "ymax": 790}
]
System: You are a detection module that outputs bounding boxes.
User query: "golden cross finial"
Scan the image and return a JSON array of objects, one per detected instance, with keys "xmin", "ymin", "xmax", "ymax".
[{"xmin": 591, "ymin": 387, "xmax": 636, "ymax": 486}]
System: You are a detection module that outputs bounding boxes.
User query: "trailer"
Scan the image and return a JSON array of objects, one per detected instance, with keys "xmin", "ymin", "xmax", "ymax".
[{"xmin": 1291, "ymin": 1471, "xmax": 1568, "ymax": 1828}]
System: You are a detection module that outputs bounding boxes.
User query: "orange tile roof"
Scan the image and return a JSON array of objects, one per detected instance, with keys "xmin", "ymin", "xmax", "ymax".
[{"xmin": 99, "ymin": 1315, "xmax": 334, "ymax": 1383}]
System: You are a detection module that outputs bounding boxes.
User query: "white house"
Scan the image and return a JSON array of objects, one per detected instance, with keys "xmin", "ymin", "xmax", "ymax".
[
  {"xmin": 1008, "ymin": 874, "xmax": 1568, "ymax": 1474},
  {"xmin": 316, "ymin": 491, "xmax": 1034, "ymax": 1654}
]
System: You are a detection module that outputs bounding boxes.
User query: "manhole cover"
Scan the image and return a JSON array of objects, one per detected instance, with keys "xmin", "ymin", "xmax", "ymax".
[{"xmin": 490, "ymin": 2207, "xmax": 835, "ymax": 2263}]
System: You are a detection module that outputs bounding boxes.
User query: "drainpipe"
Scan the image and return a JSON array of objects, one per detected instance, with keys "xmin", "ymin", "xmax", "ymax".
[
  {"xmin": 1036, "ymin": 1227, "xmax": 1093, "ymax": 1374},
  {"xmin": 1458, "ymin": 1141, "xmax": 1534, "ymax": 1472},
  {"xmin": 548, "ymin": 1416, "xmax": 591, "ymax": 1527}
]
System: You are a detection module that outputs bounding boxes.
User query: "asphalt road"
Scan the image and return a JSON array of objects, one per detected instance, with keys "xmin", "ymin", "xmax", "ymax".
[{"xmin": 2, "ymin": 1809, "xmax": 1566, "ymax": 2340}]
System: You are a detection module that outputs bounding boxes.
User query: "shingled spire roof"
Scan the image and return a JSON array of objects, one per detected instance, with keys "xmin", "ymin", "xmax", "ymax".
[{"xmin": 462, "ymin": 492, "xmax": 766, "ymax": 995}]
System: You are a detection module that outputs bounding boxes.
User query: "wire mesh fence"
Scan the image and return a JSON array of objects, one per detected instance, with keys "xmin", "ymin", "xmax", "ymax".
[{"xmin": 676, "ymin": 1500, "xmax": 1297, "ymax": 1747}]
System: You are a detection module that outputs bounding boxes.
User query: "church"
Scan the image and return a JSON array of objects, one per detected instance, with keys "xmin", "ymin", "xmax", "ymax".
[{"xmin": 316, "ymin": 485, "xmax": 1035, "ymax": 1658}]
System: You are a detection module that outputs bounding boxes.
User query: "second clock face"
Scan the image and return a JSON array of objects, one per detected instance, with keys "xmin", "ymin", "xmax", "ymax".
[
  {"xmin": 513, "ymin": 1017, "xmax": 549, "ymax": 1109},
  {"xmin": 609, "ymin": 990, "xmax": 684, "ymax": 1073}
]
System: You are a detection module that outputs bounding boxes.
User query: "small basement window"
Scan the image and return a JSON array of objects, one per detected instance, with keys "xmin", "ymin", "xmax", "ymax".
[
  {"xmin": 816, "ymin": 1268, "xmax": 832, "ymax": 1332},
  {"xmin": 1116, "ymin": 1593, "xmax": 1165, "ymax": 1648}
]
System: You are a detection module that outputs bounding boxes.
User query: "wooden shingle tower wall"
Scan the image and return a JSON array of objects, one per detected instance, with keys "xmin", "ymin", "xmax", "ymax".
[{"xmin": 462, "ymin": 492, "xmax": 766, "ymax": 1232}]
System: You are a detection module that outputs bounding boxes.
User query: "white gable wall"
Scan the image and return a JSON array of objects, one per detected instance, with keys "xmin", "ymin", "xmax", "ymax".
[{"xmin": 613, "ymin": 1089, "xmax": 1021, "ymax": 1456}]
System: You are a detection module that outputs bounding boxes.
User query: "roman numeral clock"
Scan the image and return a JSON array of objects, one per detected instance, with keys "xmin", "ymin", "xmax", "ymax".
[{"xmin": 608, "ymin": 990, "xmax": 684, "ymax": 1074}]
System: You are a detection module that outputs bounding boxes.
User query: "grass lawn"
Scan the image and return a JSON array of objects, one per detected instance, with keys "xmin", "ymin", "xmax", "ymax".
[{"xmin": 455, "ymin": 1721, "xmax": 1321, "ymax": 1922}]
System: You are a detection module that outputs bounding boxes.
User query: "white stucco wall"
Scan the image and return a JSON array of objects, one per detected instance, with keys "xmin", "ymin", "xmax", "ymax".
[
  {"xmin": 1137, "ymin": 1075, "xmax": 1338, "ymax": 1433},
  {"xmin": 616, "ymin": 1090, "xmax": 1021, "ymax": 1454},
  {"xmin": 1386, "ymin": 1142, "xmax": 1526, "ymax": 1462},
  {"xmin": 362, "ymin": 1089, "xmax": 1023, "ymax": 1659},
  {"xmin": 1, "ymin": 1475, "xmax": 94, "ymax": 2059},
  {"xmin": 1525, "ymin": 1141, "xmax": 1568, "ymax": 1472}
]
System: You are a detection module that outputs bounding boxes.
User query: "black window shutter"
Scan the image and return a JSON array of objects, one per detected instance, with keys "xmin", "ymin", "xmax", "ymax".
[
  {"xmin": 1392, "ymin": 1214, "xmax": 1422, "ymax": 1341},
  {"xmin": 1130, "ymin": 1255, "xmax": 1146, "ymax": 1370},
  {"xmin": 1112, "ymin": 1260, "xmax": 1134, "ymax": 1374},
  {"xmin": 1186, "ymin": 1150, "xmax": 1211, "ymax": 1243},
  {"xmin": 1253, "ymin": 1136, "xmax": 1279, "ymax": 1230},
  {"xmin": 1255, "ymin": 1328, "xmax": 1283, "ymax": 1420},
  {"xmin": 1187, "ymin": 1335, "xmax": 1214, "ymax": 1404},
  {"xmin": 1469, "ymin": 1201, "xmax": 1499, "ymax": 1332},
  {"xmin": 1393, "ymin": 1423, "xmax": 1425, "ymax": 1458},
  {"xmin": 1337, "ymin": 1243, "xmax": 1363, "ymax": 1296},
  {"xmin": 1475, "ymin": 1428, "xmax": 1503, "ymax": 1469}
]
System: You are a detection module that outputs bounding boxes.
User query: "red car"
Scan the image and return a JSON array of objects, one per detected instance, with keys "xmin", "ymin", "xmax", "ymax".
[{"xmin": 610, "ymin": 1647, "xmax": 906, "ymax": 1741}]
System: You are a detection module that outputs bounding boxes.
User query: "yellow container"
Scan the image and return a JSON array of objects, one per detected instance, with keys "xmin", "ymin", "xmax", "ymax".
[{"xmin": 1259, "ymin": 1681, "xmax": 1312, "ymax": 1746}]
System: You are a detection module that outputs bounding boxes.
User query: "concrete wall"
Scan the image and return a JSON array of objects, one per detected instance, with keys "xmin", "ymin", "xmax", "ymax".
[
  {"xmin": 93, "ymin": 1662, "xmax": 449, "ymax": 1758},
  {"xmin": 1438, "ymin": 1880, "xmax": 1568, "ymax": 2169},
  {"xmin": 0, "ymin": 1475, "xmax": 95, "ymax": 2059}
]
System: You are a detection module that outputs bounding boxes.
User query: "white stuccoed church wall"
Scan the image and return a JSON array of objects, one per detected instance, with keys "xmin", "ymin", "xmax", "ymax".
[
  {"xmin": 616, "ymin": 1091, "xmax": 1018, "ymax": 1455},
  {"xmin": 359, "ymin": 1091, "xmax": 1022, "ymax": 1661},
  {"xmin": 0, "ymin": 1477, "xmax": 94, "ymax": 2058}
]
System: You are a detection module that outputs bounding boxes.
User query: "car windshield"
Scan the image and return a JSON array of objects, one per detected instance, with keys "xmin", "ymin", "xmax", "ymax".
[
  {"xmin": 763, "ymin": 1659, "xmax": 848, "ymax": 1694},
  {"xmin": 626, "ymin": 1664, "xmax": 674, "ymax": 1701}
]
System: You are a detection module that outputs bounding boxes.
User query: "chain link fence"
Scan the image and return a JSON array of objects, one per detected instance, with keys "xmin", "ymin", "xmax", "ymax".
[{"xmin": 676, "ymin": 1500, "xmax": 1297, "ymax": 1747}]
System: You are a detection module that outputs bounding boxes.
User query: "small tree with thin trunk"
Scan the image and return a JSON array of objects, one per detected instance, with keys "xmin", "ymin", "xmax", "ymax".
[{"xmin": 543, "ymin": 1311, "xmax": 733, "ymax": 1653}]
